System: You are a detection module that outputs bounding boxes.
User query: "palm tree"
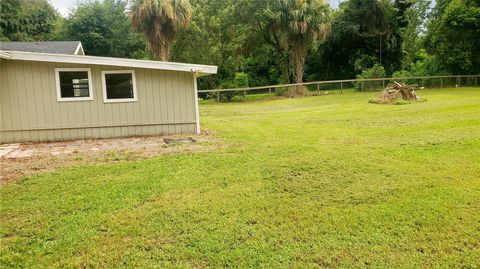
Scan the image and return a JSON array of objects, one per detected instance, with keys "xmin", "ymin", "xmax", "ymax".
[
  {"xmin": 268, "ymin": 0, "xmax": 331, "ymax": 95},
  {"xmin": 259, "ymin": 6, "xmax": 291, "ymax": 85},
  {"xmin": 130, "ymin": 0, "xmax": 192, "ymax": 61}
]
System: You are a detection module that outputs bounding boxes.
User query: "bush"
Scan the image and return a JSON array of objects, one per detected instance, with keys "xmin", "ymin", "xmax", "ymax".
[
  {"xmin": 215, "ymin": 72, "xmax": 249, "ymax": 102},
  {"xmin": 392, "ymin": 56, "xmax": 450, "ymax": 86},
  {"xmin": 354, "ymin": 55, "xmax": 377, "ymax": 74},
  {"xmin": 275, "ymin": 87, "xmax": 287, "ymax": 96},
  {"xmin": 355, "ymin": 64, "xmax": 386, "ymax": 91}
]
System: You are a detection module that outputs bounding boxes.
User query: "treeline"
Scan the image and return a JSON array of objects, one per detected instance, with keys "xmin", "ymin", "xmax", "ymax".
[{"xmin": 1, "ymin": 0, "xmax": 479, "ymax": 91}]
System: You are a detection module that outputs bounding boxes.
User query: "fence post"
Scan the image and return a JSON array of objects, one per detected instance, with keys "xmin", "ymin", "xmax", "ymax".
[
  {"xmin": 456, "ymin": 77, "xmax": 460, "ymax": 87},
  {"xmin": 269, "ymin": 87, "xmax": 272, "ymax": 94},
  {"xmin": 362, "ymin": 82, "xmax": 364, "ymax": 91},
  {"xmin": 217, "ymin": 92, "xmax": 220, "ymax": 103},
  {"xmin": 317, "ymin": 83, "xmax": 320, "ymax": 94},
  {"xmin": 422, "ymin": 78, "xmax": 425, "ymax": 88},
  {"xmin": 340, "ymin": 82, "xmax": 343, "ymax": 94},
  {"xmin": 382, "ymin": 79, "xmax": 385, "ymax": 89},
  {"xmin": 440, "ymin": 78, "xmax": 443, "ymax": 88},
  {"xmin": 243, "ymin": 90, "xmax": 246, "ymax": 101}
]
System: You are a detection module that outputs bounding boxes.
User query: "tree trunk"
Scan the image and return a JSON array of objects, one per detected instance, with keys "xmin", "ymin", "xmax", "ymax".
[
  {"xmin": 151, "ymin": 42, "xmax": 161, "ymax": 61},
  {"xmin": 151, "ymin": 39, "xmax": 170, "ymax": 61},
  {"xmin": 162, "ymin": 40, "xmax": 172, "ymax": 61},
  {"xmin": 274, "ymin": 52, "xmax": 292, "ymax": 97},
  {"xmin": 279, "ymin": 56, "xmax": 290, "ymax": 84},
  {"xmin": 293, "ymin": 55, "xmax": 305, "ymax": 95},
  {"xmin": 291, "ymin": 42, "xmax": 307, "ymax": 96},
  {"xmin": 267, "ymin": 33, "xmax": 291, "ymax": 84},
  {"xmin": 160, "ymin": 40, "xmax": 169, "ymax": 61}
]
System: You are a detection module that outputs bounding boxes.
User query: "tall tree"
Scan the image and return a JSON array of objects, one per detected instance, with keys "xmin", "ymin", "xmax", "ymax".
[
  {"xmin": 0, "ymin": 0, "xmax": 60, "ymax": 41},
  {"xmin": 264, "ymin": 0, "xmax": 331, "ymax": 95},
  {"xmin": 171, "ymin": 0, "xmax": 280, "ymax": 90},
  {"xmin": 258, "ymin": 4, "xmax": 292, "ymax": 84},
  {"xmin": 64, "ymin": 0, "xmax": 147, "ymax": 59},
  {"xmin": 426, "ymin": 0, "xmax": 480, "ymax": 74},
  {"xmin": 401, "ymin": 0, "xmax": 431, "ymax": 70},
  {"xmin": 306, "ymin": 0, "xmax": 412, "ymax": 81},
  {"xmin": 130, "ymin": 0, "xmax": 192, "ymax": 61}
]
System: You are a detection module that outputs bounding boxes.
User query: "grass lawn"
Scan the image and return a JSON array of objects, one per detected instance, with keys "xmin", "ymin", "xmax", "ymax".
[{"xmin": 1, "ymin": 88, "xmax": 480, "ymax": 268}]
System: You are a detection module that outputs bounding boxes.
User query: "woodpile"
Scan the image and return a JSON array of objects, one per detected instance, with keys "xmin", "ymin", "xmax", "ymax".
[{"xmin": 374, "ymin": 81, "xmax": 423, "ymax": 103}]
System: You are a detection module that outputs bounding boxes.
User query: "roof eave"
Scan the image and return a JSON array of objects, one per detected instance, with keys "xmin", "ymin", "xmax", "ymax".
[
  {"xmin": 0, "ymin": 51, "xmax": 12, "ymax": 59},
  {"xmin": 0, "ymin": 50, "xmax": 218, "ymax": 75}
]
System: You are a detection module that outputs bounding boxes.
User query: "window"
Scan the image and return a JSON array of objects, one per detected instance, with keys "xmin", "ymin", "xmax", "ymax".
[
  {"xmin": 101, "ymin": 70, "xmax": 137, "ymax": 103},
  {"xmin": 55, "ymin": 68, "xmax": 93, "ymax": 101}
]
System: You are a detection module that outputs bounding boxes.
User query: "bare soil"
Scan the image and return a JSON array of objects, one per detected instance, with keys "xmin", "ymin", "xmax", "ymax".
[{"xmin": 0, "ymin": 133, "xmax": 219, "ymax": 183}]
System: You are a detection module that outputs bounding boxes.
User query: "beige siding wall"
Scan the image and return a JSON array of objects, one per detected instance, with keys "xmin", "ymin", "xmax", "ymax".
[{"xmin": 0, "ymin": 59, "xmax": 197, "ymax": 143}]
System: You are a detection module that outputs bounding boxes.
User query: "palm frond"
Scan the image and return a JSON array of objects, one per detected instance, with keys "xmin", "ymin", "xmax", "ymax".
[{"xmin": 129, "ymin": 0, "xmax": 192, "ymax": 60}]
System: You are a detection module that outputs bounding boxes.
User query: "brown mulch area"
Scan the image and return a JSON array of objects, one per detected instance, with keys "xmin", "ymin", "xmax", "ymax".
[{"xmin": 0, "ymin": 133, "xmax": 220, "ymax": 184}]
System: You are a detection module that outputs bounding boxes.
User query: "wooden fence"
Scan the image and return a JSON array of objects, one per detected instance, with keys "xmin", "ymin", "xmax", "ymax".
[{"xmin": 198, "ymin": 75, "xmax": 480, "ymax": 102}]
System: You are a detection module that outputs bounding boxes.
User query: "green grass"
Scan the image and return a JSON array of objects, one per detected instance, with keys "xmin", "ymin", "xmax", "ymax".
[{"xmin": 1, "ymin": 88, "xmax": 480, "ymax": 268}]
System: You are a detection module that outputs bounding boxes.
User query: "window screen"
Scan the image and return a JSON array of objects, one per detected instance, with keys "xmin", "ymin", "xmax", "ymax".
[
  {"xmin": 104, "ymin": 73, "xmax": 134, "ymax": 99},
  {"xmin": 58, "ymin": 71, "xmax": 90, "ymax": 98}
]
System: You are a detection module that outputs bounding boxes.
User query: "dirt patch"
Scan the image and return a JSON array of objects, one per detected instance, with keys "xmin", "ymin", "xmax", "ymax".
[
  {"xmin": 0, "ymin": 133, "xmax": 220, "ymax": 184},
  {"xmin": 164, "ymin": 137, "xmax": 196, "ymax": 144}
]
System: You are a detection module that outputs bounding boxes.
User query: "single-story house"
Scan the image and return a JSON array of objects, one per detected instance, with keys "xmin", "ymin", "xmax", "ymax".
[{"xmin": 0, "ymin": 41, "xmax": 217, "ymax": 144}]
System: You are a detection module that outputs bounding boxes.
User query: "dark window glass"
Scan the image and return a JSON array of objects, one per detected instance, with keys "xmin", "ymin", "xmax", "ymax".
[
  {"xmin": 105, "ymin": 73, "xmax": 134, "ymax": 99},
  {"xmin": 59, "ymin": 71, "xmax": 90, "ymax": 98}
]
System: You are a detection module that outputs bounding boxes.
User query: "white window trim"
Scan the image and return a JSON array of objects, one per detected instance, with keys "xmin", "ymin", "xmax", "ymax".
[
  {"xmin": 101, "ymin": 70, "xmax": 138, "ymax": 103},
  {"xmin": 55, "ymin": 68, "xmax": 93, "ymax": 102}
]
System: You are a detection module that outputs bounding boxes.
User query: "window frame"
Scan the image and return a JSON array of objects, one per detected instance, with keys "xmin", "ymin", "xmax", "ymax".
[
  {"xmin": 101, "ymin": 70, "xmax": 138, "ymax": 103},
  {"xmin": 55, "ymin": 68, "xmax": 94, "ymax": 102}
]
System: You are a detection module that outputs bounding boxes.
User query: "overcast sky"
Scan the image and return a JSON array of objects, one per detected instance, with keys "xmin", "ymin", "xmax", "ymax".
[
  {"xmin": 50, "ymin": 0, "xmax": 77, "ymax": 16},
  {"xmin": 50, "ymin": 0, "xmax": 344, "ymax": 17}
]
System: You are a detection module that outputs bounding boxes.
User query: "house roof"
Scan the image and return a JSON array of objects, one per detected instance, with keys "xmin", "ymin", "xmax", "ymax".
[
  {"xmin": 0, "ymin": 41, "xmax": 84, "ymax": 55},
  {"xmin": 0, "ymin": 50, "xmax": 218, "ymax": 76}
]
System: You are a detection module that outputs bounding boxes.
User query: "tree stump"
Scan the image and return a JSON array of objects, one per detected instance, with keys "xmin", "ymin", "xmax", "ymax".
[{"xmin": 372, "ymin": 81, "xmax": 423, "ymax": 104}]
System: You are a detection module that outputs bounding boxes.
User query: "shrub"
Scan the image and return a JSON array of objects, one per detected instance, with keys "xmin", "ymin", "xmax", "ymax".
[
  {"xmin": 355, "ymin": 64, "xmax": 386, "ymax": 91},
  {"xmin": 354, "ymin": 55, "xmax": 377, "ymax": 74},
  {"xmin": 215, "ymin": 72, "xmax": 250, "ymax": 102},
  {"xmin": 275, "ymin": 87, "xmax": 287, "ymax": 96},
  {"xmin": 393, "ymin": 56, "xmax": 451, "ymax": 86}
]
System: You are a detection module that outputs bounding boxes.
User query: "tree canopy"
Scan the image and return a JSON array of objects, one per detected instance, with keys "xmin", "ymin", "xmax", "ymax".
[
  {"xmin": 261, "ymin": 0, "xmax": 331, "ymax": 95},
  {"xmin": 426, "ymin": 0, "xmax": 480, "ymax": 74},
  {"xmin": 130, "ymin": 0, "xmax": 192, "ymax": 61},
  {"xmin": 63, "ymin": 0, "xmax": 148, "ymax": 59},
  {"xmin": 0, "ymin": 0, "xmax": 60, "ymax": 41}
]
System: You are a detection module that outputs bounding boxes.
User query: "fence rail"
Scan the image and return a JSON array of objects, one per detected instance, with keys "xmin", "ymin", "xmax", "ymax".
[{"xmin": 198, "ymin": 75, "xmax": 480, "ymax": 101}]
